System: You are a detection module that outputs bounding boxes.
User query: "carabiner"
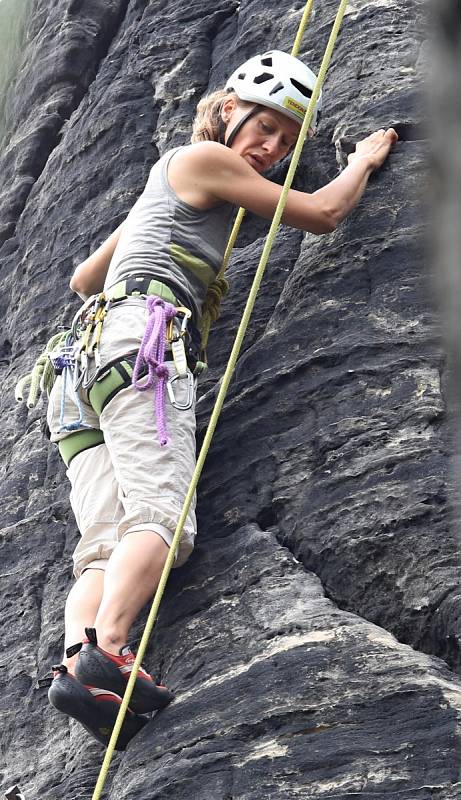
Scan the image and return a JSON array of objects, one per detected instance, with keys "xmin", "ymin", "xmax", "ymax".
[
  {"xmin": 167, "ymin": 306, "xmax": 192, "ymax": 343},
  {"xmin": 176, "ymin": 306, "xmax": 192, "ymax": 337},
  {"xmin": 167, "ymin": 371, "xmax": 195, "ymax": 410}
]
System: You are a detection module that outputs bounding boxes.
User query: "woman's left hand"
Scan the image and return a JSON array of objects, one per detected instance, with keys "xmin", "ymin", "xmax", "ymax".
[{"xmin": 348, "ymin": 128, "xmax": 399, "ymax": 171}]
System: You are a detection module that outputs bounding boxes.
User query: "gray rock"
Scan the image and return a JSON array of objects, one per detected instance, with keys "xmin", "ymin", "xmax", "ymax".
[{"xmin": 2, "ymin": 0, "xmax": 461, "ymax": 798}]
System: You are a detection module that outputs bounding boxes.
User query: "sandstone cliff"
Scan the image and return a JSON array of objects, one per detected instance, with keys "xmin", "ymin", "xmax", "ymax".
[{"xmin": 2, "ymin": 1, "xmax": 461, "ymax": 798}]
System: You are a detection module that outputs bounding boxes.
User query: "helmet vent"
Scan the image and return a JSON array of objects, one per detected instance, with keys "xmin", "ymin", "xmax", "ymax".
[
  {"xmin": 269, "ymin": 81, "xmax": 283, "ymax": 96},
  {"xmin": 261, "ymin": 56, "xmax": 273, "ymax": 67},
  {"xmin": 254, "ymin": 72, "xmax": 274, "ymax": 84},
  {"xmin": 290, "ymin": 78, "xmax": 312, "ymax": 98},
  {"xmin": 238, "ymin": 73, "xmax": 246, "ymax": 80}
]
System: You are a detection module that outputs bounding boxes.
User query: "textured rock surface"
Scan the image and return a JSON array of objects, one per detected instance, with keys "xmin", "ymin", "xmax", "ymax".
[{"xmin": 2, "ymin": 0, "xmax": 461, "ymax": 798}]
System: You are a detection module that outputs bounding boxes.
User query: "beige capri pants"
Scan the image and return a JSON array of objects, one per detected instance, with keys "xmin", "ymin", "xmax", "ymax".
[{"xmin": 46, "ymin": 299, "xmax": 197, "ymax": 578}]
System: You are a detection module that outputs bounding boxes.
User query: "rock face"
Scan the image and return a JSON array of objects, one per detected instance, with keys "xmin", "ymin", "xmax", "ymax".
[{"xmin": 1, "ymin": 1, "xmax": 461, "ymax": 799}]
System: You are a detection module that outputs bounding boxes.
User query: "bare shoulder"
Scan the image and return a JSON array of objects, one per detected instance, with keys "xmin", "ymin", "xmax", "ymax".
[
  {"xmin": 168, "ymin": 142, "xmax": 244, "ymax": 209},
  {"xmin": 170, "ymin": 141, "xmax": 237, "ymax": 172}
]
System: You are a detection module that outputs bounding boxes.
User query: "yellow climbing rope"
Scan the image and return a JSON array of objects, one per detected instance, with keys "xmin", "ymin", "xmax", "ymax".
[
  {"xmin": 199, "ymin": 0, "xmax": 315, "ymax": 352},
  {"xmin": 91, "ymin": 1, "xmax": 348, "ymax": 796}
]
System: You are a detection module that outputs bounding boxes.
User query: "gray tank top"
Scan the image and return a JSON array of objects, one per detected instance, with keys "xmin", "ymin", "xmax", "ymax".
[{"xmin": 104, "ymin": 147, "xmax": 235, "ymax": 323}]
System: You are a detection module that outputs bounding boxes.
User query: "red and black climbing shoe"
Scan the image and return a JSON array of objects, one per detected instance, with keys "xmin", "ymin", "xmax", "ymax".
[
  {"xmin": 74, "ymin": 628, "xmax": 174, "ymax": 715},
  {"xmin": 40, "ymin": 664, "xmax": 147, "ymax": 750}
]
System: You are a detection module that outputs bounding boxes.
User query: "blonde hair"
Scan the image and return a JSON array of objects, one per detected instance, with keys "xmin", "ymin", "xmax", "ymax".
[{"xmin": 191, "ymin": 90, "xmax": 253, "ymax": 143}]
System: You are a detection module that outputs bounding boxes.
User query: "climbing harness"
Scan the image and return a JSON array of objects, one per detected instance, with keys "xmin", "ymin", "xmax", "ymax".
[
  {"xmin": 91, "ymin": 0, "xmax": 348, "ymax": 796},
  {"xmin": 15, "ymin": 275, "xmax": 203, "ymax": 451}
]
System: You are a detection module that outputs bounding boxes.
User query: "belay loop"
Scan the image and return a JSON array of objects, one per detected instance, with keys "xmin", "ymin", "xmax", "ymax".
[{"xmin": 132, "ymin": 296, "xmax": 177, "ymax": 446}]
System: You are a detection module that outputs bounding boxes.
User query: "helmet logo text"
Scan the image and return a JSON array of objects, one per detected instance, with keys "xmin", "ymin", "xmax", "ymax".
[{"xmin": 283, "ymin": 96, "xmax": 306, "ymax": 119}]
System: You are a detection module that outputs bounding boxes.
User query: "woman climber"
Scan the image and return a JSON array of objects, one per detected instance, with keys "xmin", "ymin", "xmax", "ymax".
[{"xmin": 40, "ymin": 50, "xmax": 398, "ymax": 748}]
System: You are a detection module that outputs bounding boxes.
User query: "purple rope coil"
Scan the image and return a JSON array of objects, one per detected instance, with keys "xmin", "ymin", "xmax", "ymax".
[{"xmin": 132, "ymin": 296, "xmax": 177, "ymax": 446}]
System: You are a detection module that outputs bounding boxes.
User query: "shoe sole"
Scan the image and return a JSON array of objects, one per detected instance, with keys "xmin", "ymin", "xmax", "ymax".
[
  {"xmin": 75, "ymin": 644, "xmax": 174, "ymax": 714},
  {"xmin": 48, "ymin": 672, "xmax": 147, "ymax": 750}
]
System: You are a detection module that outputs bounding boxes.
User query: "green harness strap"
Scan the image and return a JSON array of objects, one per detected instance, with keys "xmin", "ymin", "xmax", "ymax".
[
  {"xmin": 88, "ymin": 358, "xmax": 138, "ymax": 416},
  {"xmin": 57, "ymin": 359, "xmax": 141, "ymax": 466},
  {"xmin": 91, "ymin": 1, "xmax": 349, "ymax": 796},
  {"xmin": 58, "ymin": 429, "xmax": 105, "ymax": 467}
]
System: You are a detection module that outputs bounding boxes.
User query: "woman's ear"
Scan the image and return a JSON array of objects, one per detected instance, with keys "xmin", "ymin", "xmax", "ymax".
[{"xmin": 221, "ymin": 95, "xmax": 237, "ymax": 123}]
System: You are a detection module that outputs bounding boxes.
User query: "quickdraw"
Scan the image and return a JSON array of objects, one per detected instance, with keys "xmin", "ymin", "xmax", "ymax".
[
  {"xmin": 166, "ymin": 304, "xmax": 197, "ymax": 410},
  {"xmin": 76, "ymin": 292, "xmax": 111, "ymax": 378},
  {"xmin": 167, "ymin": 305, "xmax": 191, "ymax": 378}
]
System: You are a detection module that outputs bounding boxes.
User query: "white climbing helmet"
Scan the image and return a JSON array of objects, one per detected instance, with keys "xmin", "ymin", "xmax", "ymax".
[{"xmin": 226, "ymin": 50, "xmax": 322, "ymax": 131}]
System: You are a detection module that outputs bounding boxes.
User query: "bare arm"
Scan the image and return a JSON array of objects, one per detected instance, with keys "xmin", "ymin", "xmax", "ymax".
[
  {"xmin": 169, "ymin": 129, "xmax": 398, "ymax": 234},
  {"xmin": 311, "ymin": 154, "xmax": 374, "ymax": 229},
  {"xmin": 69, "ymin": 223, "xmax": 124, "ymax": 300},
  {"xmin": 170, "ymin": 143, "xmax": 334, "ymax": 233},
  {"xmin": 314, "ymin": 128, "xmax": 399, "ymax": 228}
]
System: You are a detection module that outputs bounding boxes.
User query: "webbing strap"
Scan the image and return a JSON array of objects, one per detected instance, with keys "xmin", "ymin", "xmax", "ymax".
[
  {"xmin": 91, "ymin": 2, "xmax": 348, "ymax": 796},
  {"xmin": 58, "ymin": 428, "xmax": 105, "ymax": 467},
  {"xmin": 107, "ymin": 277, "xmax": 177, "ymax": 305},
  {"xmin": 88, "ymin": 358, "xmax": 138, "ymax": 416}
]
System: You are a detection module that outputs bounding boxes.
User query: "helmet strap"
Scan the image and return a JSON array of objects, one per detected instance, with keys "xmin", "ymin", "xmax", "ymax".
[{"xmin": 224, "ymin": 105, "xmax": 261, "ymax": 148}]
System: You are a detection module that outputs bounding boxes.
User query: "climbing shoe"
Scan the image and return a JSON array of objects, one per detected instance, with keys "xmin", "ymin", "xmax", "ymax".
[
  {"xmin": 41, "ymin": 664, "xmax": 147, "ymax": 750},
  {"xmin": 74, "ymin": 628, "xmax": 174, "ymax": 714}
]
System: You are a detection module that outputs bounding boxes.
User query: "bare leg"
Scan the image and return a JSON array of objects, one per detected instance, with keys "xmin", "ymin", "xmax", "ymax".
[
  {"xmin": 93, "ymin": 531, "xmax": 169, "ymax": 655},
  {"xmin": 63, "ymin": 568, "xmax": 105, "ymax": 673}
]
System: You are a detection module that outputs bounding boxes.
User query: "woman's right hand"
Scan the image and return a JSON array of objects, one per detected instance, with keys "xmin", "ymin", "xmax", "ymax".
[{"xmin": 347, "ymin": 128, "xmax": 398, "ymax": 171}]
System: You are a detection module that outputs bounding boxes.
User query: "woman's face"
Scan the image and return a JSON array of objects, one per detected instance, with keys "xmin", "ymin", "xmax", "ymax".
[{"xmin": 222, "ymin": 99, "xmax": 302, "ymax": 173}]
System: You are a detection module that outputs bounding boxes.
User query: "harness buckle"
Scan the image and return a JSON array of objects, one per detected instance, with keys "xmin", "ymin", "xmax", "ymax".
[{"xmin": 167, "ymin": 371, "xmax": 195, "ymax": 411}]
